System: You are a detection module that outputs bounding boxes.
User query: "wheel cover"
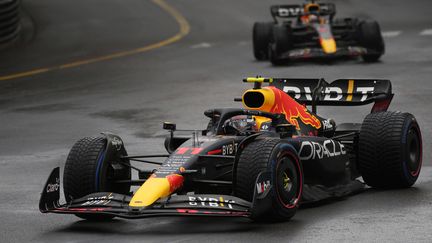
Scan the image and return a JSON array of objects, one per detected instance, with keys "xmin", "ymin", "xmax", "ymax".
[
  {"xmin": 283, "ymin": 172, "xmax": 293, "ymax": 192},
  {"xmin": 276, "ymin": 152, "xmax": 302, "ymax": 209}
]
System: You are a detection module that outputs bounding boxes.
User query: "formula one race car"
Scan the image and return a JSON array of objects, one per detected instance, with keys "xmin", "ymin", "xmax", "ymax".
[
  {"xmin": 40, "ymin": 77, "xmax": 422, "ymax": 221},
  {"xmin": 253, "ymin": 0, "xmax": 385, "ymax": 65}
]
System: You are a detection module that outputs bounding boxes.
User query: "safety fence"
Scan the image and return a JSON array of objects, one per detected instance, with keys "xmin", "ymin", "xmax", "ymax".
[{"xmin": 0, "ymin": 0, "xmax": 20, "ymax": 44}]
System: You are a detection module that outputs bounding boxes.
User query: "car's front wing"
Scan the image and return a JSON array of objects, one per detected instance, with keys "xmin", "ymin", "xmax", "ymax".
[
  {"xmin": 278, "ymin": 46, "xmax": 380, "ymax": 60},
  {"xmin": 40, "ymin": 167, "xmax": 364, "ymax": 219},
  {"xmin": 39, "ymin": 167, "xmax": 269, "ymax": 219}
]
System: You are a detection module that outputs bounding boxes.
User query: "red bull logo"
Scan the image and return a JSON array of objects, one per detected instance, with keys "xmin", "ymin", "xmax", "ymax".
[
  {"xmin": 242, "ymin": 86, "xmax": 321, "ymax": 130},
  {"xmin": 269, "ymin": 86, "xmax": 321, "ymax": 130},
  {"xmin": 166, "ymin": 174, "xmax": 184, "ymax": 193}
]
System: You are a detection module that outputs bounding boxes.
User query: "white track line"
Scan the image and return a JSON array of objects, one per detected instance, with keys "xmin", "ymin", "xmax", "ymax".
[
  {"xmin": 190, "ymin": 42, "xmax": 212, "ymax": 49},
  {"xmin": 420, "ymin": 29, "xmax": 432, "ymax": 36},
  {"xmin": 381, "ymin": 31, "xmax": 401, "ymax": 37}
]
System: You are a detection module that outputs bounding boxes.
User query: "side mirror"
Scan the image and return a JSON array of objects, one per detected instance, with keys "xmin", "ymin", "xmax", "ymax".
[{"xmin": 163, "ymin": 122, "xmax": 176, "ymax": 131}]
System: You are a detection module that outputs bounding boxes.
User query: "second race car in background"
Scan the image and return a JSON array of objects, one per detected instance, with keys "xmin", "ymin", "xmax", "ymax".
[{"xmin": 253, "ymin": 0, "xmax": 385, "ymax": 65}]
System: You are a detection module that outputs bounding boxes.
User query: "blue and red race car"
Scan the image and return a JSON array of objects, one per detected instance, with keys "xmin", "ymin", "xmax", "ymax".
[
  {"xmin": 253, "ymin": 0, "xmax": 385, "ymax": 65},
  {"xmin": 40, "ymin": 77, "xmax": 421, "ymax": 221}
]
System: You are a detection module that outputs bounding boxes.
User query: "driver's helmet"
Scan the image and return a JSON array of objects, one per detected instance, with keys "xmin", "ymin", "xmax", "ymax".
[
  {"xmin": 304, "ymin": 3, "xmax": 320, "ymax": 16},
  {"xmin": 223, "ymin": 115, "xmax": 257, "ymax": 135}
]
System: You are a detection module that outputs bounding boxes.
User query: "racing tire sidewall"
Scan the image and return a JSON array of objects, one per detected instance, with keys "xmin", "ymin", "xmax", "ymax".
[
  {"xmin": 268, "ymin": 142, "xmax": 303, "ymax": 219},
  {"xmin": 253, "ymin": 22, "xmax": 273, "ymax": 60},
  {"xmin": 269, "ymin": 43, "xmax": 287, "ymax": 66},
  {"xmin": 401, "ymin": 116, "xmax": 422, "ymax": 185},
  {"xmin": 358, "ymin": 20, "xmax": 385, "ymax": 62},
  {"xmin": 272, "ymin": 24, "xmax": 293, "ymax": 55}
]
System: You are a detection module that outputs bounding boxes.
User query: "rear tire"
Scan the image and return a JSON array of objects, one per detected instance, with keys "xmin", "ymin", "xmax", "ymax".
[
  {"xmin": 235, "ymin": 138, "xmax": 303, "ymax": 221},
  {"xmin": 358, "ymin": 20, "xmax": 385, "ymax": 62},
  {"xmin": 63, "ymin": 136, "xmax": 131, "ymax": 220},
  {"xmin": 358, "ymin": 111, "xmax": 422, "ymax": 188},
  {"xmin": 253, "ymin": 22, "xmax": 273, "ymax": 60}
]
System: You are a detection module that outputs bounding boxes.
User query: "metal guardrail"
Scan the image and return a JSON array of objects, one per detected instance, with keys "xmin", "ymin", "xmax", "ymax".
[{"xmin": 0, "ymin": 0, "xmax": 20, "ymax": 44}]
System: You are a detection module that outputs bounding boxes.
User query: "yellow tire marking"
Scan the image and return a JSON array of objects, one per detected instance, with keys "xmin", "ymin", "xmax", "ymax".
[
  {"xmin": 0, "ymin": 0, "xmax": 190, "ymax": 81},
  {"xmin": 346, "ymin": 79, "xmax": 354, "ymax": 101}
]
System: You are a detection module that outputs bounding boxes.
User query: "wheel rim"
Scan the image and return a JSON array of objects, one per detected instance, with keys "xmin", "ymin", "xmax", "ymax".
[
  {"xmin": 407, "ymin": 126, "xmax": 421, "ymax": 176},
  {"xmin": 276, "ymin": 154, "xmax": 302, "ymax": 208},
  {"xmin": 283, "ymin": 171, "xmax": 293, "ymax": 192}
]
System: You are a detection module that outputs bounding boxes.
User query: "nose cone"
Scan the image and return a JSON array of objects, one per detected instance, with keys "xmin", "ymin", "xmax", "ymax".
[
  {"xmin": 320, "ymin": 38, "xmax": 337, "ymax": 54},
  {"xmin": 129, "ymin": 174, "xmax": 184, "ymax": 207}
]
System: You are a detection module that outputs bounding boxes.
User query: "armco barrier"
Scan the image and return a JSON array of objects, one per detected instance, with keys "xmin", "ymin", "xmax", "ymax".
[{"xmin": 0, "ymin": 0, "xmax": 20, "ymax": 44}]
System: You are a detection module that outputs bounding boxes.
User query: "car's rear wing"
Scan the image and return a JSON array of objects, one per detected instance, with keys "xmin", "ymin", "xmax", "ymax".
[
  {"xmin": 270, "ymin": 3, "xmax": 336, "ymax": 20},
  {"xmin": 243, "ymin": 77, "xmax": 393, "ymax": 113}
]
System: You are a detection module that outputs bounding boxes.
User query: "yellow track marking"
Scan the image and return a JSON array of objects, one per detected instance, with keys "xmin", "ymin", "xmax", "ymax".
[
  {"xmin": 0, "ymin": 0, "xmax": 190, "ymax": 81},
  {"xmin": 346, "ymin": 80, "xmax": 354, "ymax": 101}
]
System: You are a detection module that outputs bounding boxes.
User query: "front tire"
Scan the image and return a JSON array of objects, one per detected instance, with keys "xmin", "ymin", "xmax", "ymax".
[
  {"xmin": 358, "ymin": 20, "xmax": 385, "ymax": 62},
  {"xmin": 269, "ymin": 44, "xmax": 285, "ymax": 66},
  {"xmin": 269, "ymin": 24, "xmax": 292, "ymax": 65},
  {"xmin": 63, "ymin": 136, "xmax": 131, "ymax": 220},
  {"xmin": 235, "ymin": 138, "xmax": 303, "ymax": 221},
  {"xmin": 358, "ymin": 111, "xmax": 422, "ymax": 188}
]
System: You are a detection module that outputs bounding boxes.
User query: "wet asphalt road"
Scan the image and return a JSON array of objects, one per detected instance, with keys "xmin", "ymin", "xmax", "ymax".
[{"xmin": 1, "ymin": 0, "xmax": 432, "ymax": 242}]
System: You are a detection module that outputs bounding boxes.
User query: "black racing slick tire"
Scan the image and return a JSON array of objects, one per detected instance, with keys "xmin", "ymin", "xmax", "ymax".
[
  {"xmin": 253, "ymin": 22, "xmax": 273, "ymax": 60},
  {"xmin": 63, "ymin": 136, "xmax": 131, "ymax": 220},
  {"xmin": 272, "ymin": 24, "xmax": 293, "ymax": 54},
  {"xmin": 269, "ymin": 24, "xmax": 292, "ymax": 65},
  {"xmin": 358, "ymin": 20, "xmax": 385, "ymax": 62},
  {"xmin": 269, "ymin": 44, "xmax": 285, "ymax": 66},
  {"xmin": 235, "ymin": 138, "xmax": 303, "ymax": 221},
  {"xmin": 358, "ymin": 111, "xmax": 422, "ymax": 188}
]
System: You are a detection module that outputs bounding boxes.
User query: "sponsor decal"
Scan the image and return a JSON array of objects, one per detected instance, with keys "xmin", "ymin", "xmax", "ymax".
[
  {"xmin": 299, "ymin": 140, "xmax": 346, "ymax": 160},
  {"xmin": 222, "ymin": 142, "xmax": 238, "ymax": 155},
  {"xmin": 256, "ymin": 180, "xmax": 271, "ymax": 195},
  {"xmin": 81, "ymin": 194, "xmax": 114, "ymax": 206},
  {"xmin": 286, "ymin": 106, "xmax": 321, "ymax": 130},
  {"xmin": 260, "ymin": 123, "xmax": 270, "ymax": 131},
  {"xmin": 188, "ymin": 196, "xmax": 235, "ymax": 209},
  {"xmin": 167, "ymin": 174, "xmax": 184, "ymax": 192},
  {"xmin": 111, "ymin": 137, "xmax": 123, "ymax": 151},
  {"xmin": 157, "ymin": 155, "xmax": 191, "ymax": 175},
  {"xmin": 277, "ymin": 7, "xmax": 303, "ymax": 17},
  {"xmin": 268, "ymin": 87, "xmax": 322, "ymax": 130},
  {"xmin": 283, "ymin": 85, "xmax": 375, "ymax": 102},
  {"xmin": 46, "ymin": 178, "xmax": 60, "ymax": 193},
  {"xmin": 277, "ymin": 4, "xmax": 331, "ymax": 18},
  {"xmin": 322, "ymin": 119, "xmax": 334, "ymax": 130}
]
